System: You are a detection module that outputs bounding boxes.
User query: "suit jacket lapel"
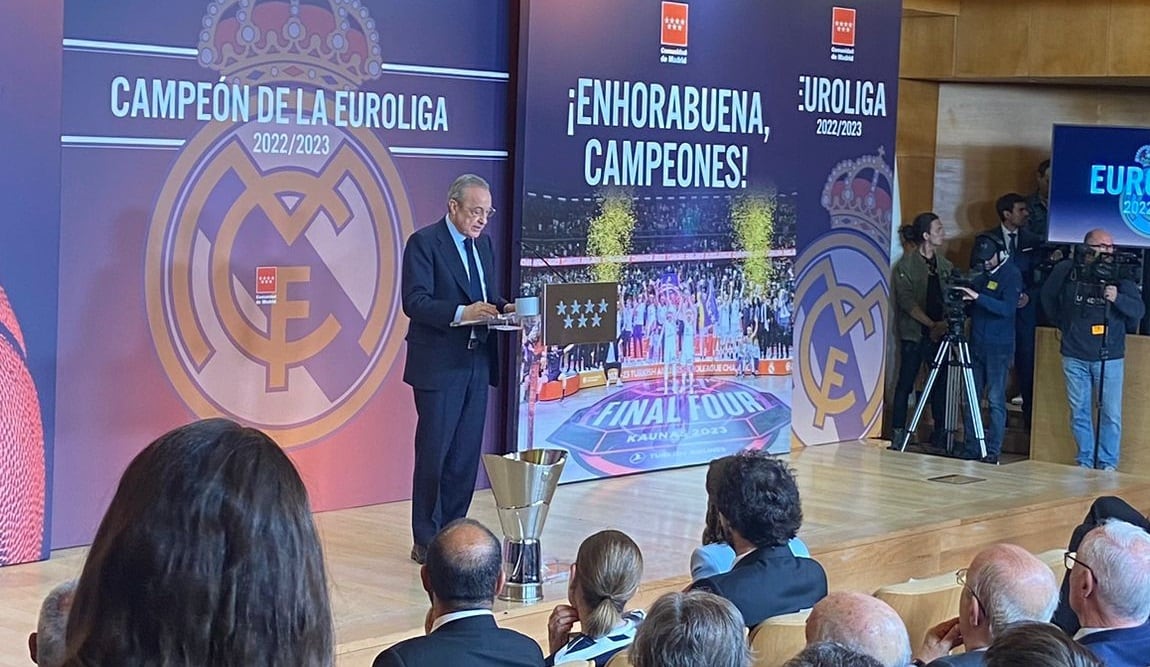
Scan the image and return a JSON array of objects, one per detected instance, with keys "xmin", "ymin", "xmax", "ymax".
[{"xmin": 436, "ymin": 218, "xmax": 473, "ymax": 297}]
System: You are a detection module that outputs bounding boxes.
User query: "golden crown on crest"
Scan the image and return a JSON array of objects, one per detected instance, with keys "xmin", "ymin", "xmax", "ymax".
[
  {"xmin": 820, "ymin": 147, "xmax": 894, "ymax": 246},
  {"xmin": 197, "ymin": 0, "xmax": 383, "ymax": 88}
]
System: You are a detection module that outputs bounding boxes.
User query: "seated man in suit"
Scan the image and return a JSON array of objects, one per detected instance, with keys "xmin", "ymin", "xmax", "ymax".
[
  {"xmin": 806, "ymin": 592, "xmax": 911, "ymax": 667},
  {"xmin": 1067, "ymin": 519, "xmax": 1150, "ymax": 667},
  {"xmin": 373, "ymin": 518, "xmax": 545, "ymax": 667},
  {"xmin": 689, "ymin": 451, "xmax": 827, "ymax": 627},
  {"xmin": 913, "ymin": 544, "xmax": 1059, "ymax": 666}
]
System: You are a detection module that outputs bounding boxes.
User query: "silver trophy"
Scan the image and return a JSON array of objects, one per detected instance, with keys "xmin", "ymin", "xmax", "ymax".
[{"xmin": 482, "ymin": 448, "xmax": 566, "ymax": 602}]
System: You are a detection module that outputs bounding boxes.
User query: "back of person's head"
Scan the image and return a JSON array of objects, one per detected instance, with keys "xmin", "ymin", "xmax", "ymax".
[
  {"xmin": 985, "ymin": 622, "xmax": 1101, "ymax": 667},
  {"xmin": 805, "ymin": 592, "xmax": 911, "ymax": 667},
  {"xmin": 1077, "ymin": 519, "xmax": 1150, "ymax": 622},
  {"xmin": 899, "ymin": 212, "xmax": 939, "ymax": 246},
  {"xmin": 1037, "ymin": 159, "xmax": 1051, "ymax": 178},
  {"xmin": 783, "ymin": 642, "xmax": 885, "ymax": 667},
  {"xmin": 31, "ymin": 579, "xmax": 76, "ymax": 667},
  {"xmin": 995, "ymin": 193, "xmax": 1027, "ymax": 221},
  {"xmin": 967, "ymin": 544, "xmax": 1059, "ymax": 637},
  {"xmin": 702, "ymin": 456, "xmax": 736, "ymax": 545},
  {"xmin": 425, "ymin": 518, "xmax": 502, "ymax": 612},
  {"xmin": 573, "ymin": 529, "xmax": 643, "ymax": 638},
  {"xmin": 713, "ymin": 451, "xmax": 802, "ymax": 549},
  {"xmin": 631, "ymin": 591, "xmax": 749, "ymax": 667},
  {"xmin": 65, "ymin": 418, "xmax": 332, "ymax": 667}
]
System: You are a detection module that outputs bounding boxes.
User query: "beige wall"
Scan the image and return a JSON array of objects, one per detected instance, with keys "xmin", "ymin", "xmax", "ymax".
[{"xmin": 925, "ymin": 83, "xmax": 1150, "ymax": 262}]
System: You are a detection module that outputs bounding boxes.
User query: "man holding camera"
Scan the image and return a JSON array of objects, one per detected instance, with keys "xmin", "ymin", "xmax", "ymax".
[
  {"xmin": 954, "ymin": 234, "xmax": 1022, "ymax": 464},
  {"xmin": 1040, "ymin": 229, "xmax": 1145, "ymax": 470}
]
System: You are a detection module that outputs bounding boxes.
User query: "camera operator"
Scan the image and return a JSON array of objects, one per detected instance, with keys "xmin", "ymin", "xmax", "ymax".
[
  {"xmin": 891, "ymin": 212, "xmax": 952, "ymax": 450},
  {"xmin": 954, "ymin": 234, "xmax": 1022, "ymax": 464},
  {"xmin": 1039, "ymin": 229, "xmax": 1145, "ymax": 470}
]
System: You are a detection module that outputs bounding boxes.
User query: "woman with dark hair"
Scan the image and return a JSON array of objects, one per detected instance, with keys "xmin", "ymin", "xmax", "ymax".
[
  {"xmin": 63, "ymin": 418, "xmax": 333, "ymax": 667},
  {"xmin": 891, "ymin": 212, "xmax": 953, "ymax": 450},
  {"xmin": 546, "ymin": 530, "xmax": 645, "ymax": 666}
]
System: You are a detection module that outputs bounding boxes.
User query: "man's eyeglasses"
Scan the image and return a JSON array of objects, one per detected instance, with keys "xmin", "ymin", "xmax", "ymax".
[
  {"xmin": 453, "ymin": 200, "xmax": 496, "ymax": 220},
  {"xmin": 956, "ymin": 568, "xmax": 984, "ymax": 608},
  {"xmin": 1064, "ymin": 551, "xmax": 1094, "ymax": 577},
  {"xmin": 1087, "ymin": 242, "xmax": 1115, "ymax": 252}
]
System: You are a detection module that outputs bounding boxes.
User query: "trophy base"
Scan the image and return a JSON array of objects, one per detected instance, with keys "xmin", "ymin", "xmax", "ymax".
[{"xmin": 499, "ymin": 580, "xmax": 544, "ymax": 603}]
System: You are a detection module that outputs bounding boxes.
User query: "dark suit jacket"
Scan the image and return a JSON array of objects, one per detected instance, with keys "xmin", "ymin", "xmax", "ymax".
[
  {"xmin": 401, "ymin": 218, "xmax": 507, "ymax": 390},
  {"xmin": 928, "ymin": 649, "xmax": 986, "ymax": 666},
  {"xmin": 372, "ymin": 614, "xmax": 545, "ymax": 667},
  {"xmin": 690, "ymin": 545, "xmax": 828, "ymax": 627},
  {"xmin": 1078, "ymin": 623, "xmax": 1150, "ymax": 667},
  {"xmin": 987, "ymin": 225, "xmax": 1042, "ymax": 321}
]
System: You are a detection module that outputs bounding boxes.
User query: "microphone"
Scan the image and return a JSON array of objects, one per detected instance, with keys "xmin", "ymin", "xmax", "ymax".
[{"xmin": 519, "ymin": 239, "xmax": 558, "ymax": 272}]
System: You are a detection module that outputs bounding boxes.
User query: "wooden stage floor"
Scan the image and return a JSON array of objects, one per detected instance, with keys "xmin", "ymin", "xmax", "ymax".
[{"xmin": 2, "ymin": 441, "xmax": 1149, "ymax": 667}]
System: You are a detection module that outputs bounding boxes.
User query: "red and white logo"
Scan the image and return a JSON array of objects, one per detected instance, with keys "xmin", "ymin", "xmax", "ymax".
[
  {"xmin": 661, "ymin": 2, "xmax": 689, "ymax": 48},
  {"xmin": 256, "ymin": 266, "xmax": 278, "ymax": 296},
  {"xmin": 832, "ymin": 7, "xmax": 857, "ymax": 47}
]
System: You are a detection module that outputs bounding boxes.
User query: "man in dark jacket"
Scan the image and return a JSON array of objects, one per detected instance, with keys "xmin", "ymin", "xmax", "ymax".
[
  {"xmin": 690, "ymin": 452, "xmax": 827, "ymax": 628},
  {"xmin": 955, "ymin": 234, "xmax": 1022, "ymax": 464}
]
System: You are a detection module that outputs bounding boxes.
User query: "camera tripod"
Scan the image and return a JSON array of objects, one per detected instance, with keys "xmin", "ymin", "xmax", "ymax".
[{"xmin": 895, "ymin": 325, "xmax": 988, "ymax": 460}]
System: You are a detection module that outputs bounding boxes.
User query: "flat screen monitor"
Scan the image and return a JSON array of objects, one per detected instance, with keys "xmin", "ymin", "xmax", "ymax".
[{"xmin": 1048, "ymin": 123, "xmax": 1150, "ymax": 248}]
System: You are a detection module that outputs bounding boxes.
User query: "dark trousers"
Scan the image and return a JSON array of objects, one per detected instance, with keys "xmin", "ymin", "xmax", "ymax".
[
  {"xmin": 892, "ymin": 337, "xmax": 948, "ymax": 432},
  {"xmin": 411, "ymin": 351, "xmax": 490, "ymax": 548},
  {"xmin": 1015, "ymin": 319, "xmax": 1036, "ymax": 425}
]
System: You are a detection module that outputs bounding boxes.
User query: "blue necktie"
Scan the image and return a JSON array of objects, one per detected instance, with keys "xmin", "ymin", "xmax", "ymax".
[{"xmin": 463, "ymin": 237, "xmax": 484, "ymax": 302}]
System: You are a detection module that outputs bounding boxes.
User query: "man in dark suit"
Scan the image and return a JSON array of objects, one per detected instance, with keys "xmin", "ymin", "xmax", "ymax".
[
  {"xmin": 986, "ymin": 193, "xmax": 1041, "ymax": 429},
  {"xmin": 912, "ymin": 544, "xmax": 1059, "ymax": 666},
  {"xmin": 1067, "ymin": 519, "xmax": 1150, "ymax": 667},
  {"xmin": 689, "ymin": 452, "xmax": 827, "ymax": 628},
  {"xmin": 372, "ymin": 519, "xmax": 545, "ymax": 667},
  {"xmin": 402, "ymin": 174, "xmax": 513, "ymax": 564}
]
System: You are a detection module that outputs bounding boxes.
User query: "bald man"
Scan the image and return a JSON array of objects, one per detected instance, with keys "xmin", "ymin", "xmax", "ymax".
[
  {"xmin": 806, "ymin": 592, "xmax": 912, "ymax": 667},
  {"xmin": 913, "ymin": 544, "xmax": 1059, "ymax": 666},
  {"xmin": 1040, "ymin": 228, "xmax": 1144, "ymax": 470},
  {"xmin": 372, "ymin": 518, "xmax": 544, "ymax": 667}
]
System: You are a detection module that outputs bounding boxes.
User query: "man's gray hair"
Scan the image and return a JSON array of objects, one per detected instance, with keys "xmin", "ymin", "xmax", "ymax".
[
  {"xmin": 36, "ymin": 579, "xmax": 77, "ymax": 667},
  {"xmin": 630, "ymin": 591, "xmax": 750, "ymax": 667},
  {"xmin": 447, "ymin": 174, "xmax": 490, "ymax": 202},
  {"xmin": 969, "ymin": 544, "xmax": 1059, "ymax": 637},
  {"xmin": 783, "ymin": 642, "xmax": 884, "ymax": 667},
  {"xmin": 1079, "ymin": 519, "xmax": 1150, "ymax": 622}
]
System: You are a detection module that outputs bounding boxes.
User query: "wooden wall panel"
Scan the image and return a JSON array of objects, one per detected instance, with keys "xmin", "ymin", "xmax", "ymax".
[
  {"xmin": 953, "ymin": 2, "xmax": 1030, "ymax": 78},
  {"xmin": 1027, "ymin": 0, "xmax": 1109, "ymax": 77},
  {"xmin": 904, "ymin": 0, "xmax": 961, "ymax": 16},
  {"xmin": 897, "ymin": 81, "xmax": 941, "ymax": 157},
  {"xmin": 901, "ymin": 16, "xmax": 956, "ymax": 80},
  {"xmin": 1107, "ymin": 2, "xmax": 1150, "ymax": 76}
]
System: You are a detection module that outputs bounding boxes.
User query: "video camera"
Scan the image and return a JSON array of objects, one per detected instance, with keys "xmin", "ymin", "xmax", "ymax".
[
  {"xmin": 943, "ymin": 267, "xmax": 988, "ymax": 328},
  {"xmin": 1074, "ymin": 246, "xmax": 1142, "ymax": 286}
]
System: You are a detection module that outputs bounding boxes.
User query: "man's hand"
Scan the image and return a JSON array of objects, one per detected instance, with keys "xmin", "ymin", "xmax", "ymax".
[
  {"xmin": 547, "ymin": 604, "xmax": 580, "ymax": 654},
  {"xmin": 1018, "ymin": 292, "xmax": 1029, "ymax": 308},
  {"xmin": 503, "ymin": 302, "xmax": 517, "ymax": 314},
  {"xmin": 462, "ymin": 301, "xmax": 500, "ymax": 321},
  {"xmin": 955, "ymin": 287, "xmax": 979, "ymax": 302},
  {"xmin": 930, "ymin": 321, "xmax": 948, "ymax": 342},
  {"xmin": 914, "ymin": 617, "xmax": 963, "ymax": 664},
  {"xmin": 1104, "ymin": 285, "xmax": 1118, "ymax": 303}
]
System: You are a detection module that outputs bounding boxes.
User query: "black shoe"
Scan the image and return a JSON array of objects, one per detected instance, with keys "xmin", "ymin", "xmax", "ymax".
[
  {"xmin": 980, "ymin": 455, "xmax": 1000, "ymax": 465},
  {"xmin": 410, "ymin": 544, "xmax": 428, "ymax": 564}
]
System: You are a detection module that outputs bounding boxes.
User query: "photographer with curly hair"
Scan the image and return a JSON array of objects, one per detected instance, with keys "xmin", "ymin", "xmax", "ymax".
[{"xmin": 689, "ymin": 451, "xmax": 827, "ymax": 627}]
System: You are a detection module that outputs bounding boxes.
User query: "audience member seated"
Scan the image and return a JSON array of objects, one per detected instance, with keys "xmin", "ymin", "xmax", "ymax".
[
  {"xmin": 689, "ymin": 452, "xmax": 827, "ymax": 627},
  {"xmin": 805, "ymin": 592, "xmax": 911, "ymax": 667},
  {"xmin": 690, "ymin": 455, "xmax": 810, "ymax": 582},
  {"xmin": 62, "ymin": 418, "xmax": 333, "ymax": 666},
  {"xmin": 1052, "ymin": 496, "xmax": 1150, "ymax": 634},
  {"xmin": 783, "ymin": 642, "xmax": 885, "ymax": 667},
  {"xmin": 984, "ymin": 622, "xmax": 1101, "ymax": 667},
  {"xmin": 547, "ymin": 529, "xmax": 645, "ymax": 666},
  {"xmin": 913, "ymin": 544, "xmax": 1059, "ymax": 666},
  {"xmin": 28, "ymin": 579, "xmax": 75, "ymax": 667},
  {"xmin": 629, "ymin": 591, "xmax": 750, "ymax": 667},
  {"xmin": 1065, "ymin": 519, "xmax": 1150, "ymax": 667},
  {"xmin": 374, "ymin": 518, "xmax": 545, "ymax": 667}
]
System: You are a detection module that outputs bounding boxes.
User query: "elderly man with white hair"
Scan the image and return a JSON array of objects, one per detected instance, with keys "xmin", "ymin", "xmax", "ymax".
[
  {"xmin": 1067, "ymin": 519, "xmax": 1150, "ymax": 667},
  {"xmin": 805, "ymin": 591, "xmax": 912, "ymax": 667},
  {"xmin": 912, "ymin": 543, "xmax": 1060, "ymax": 666}
]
